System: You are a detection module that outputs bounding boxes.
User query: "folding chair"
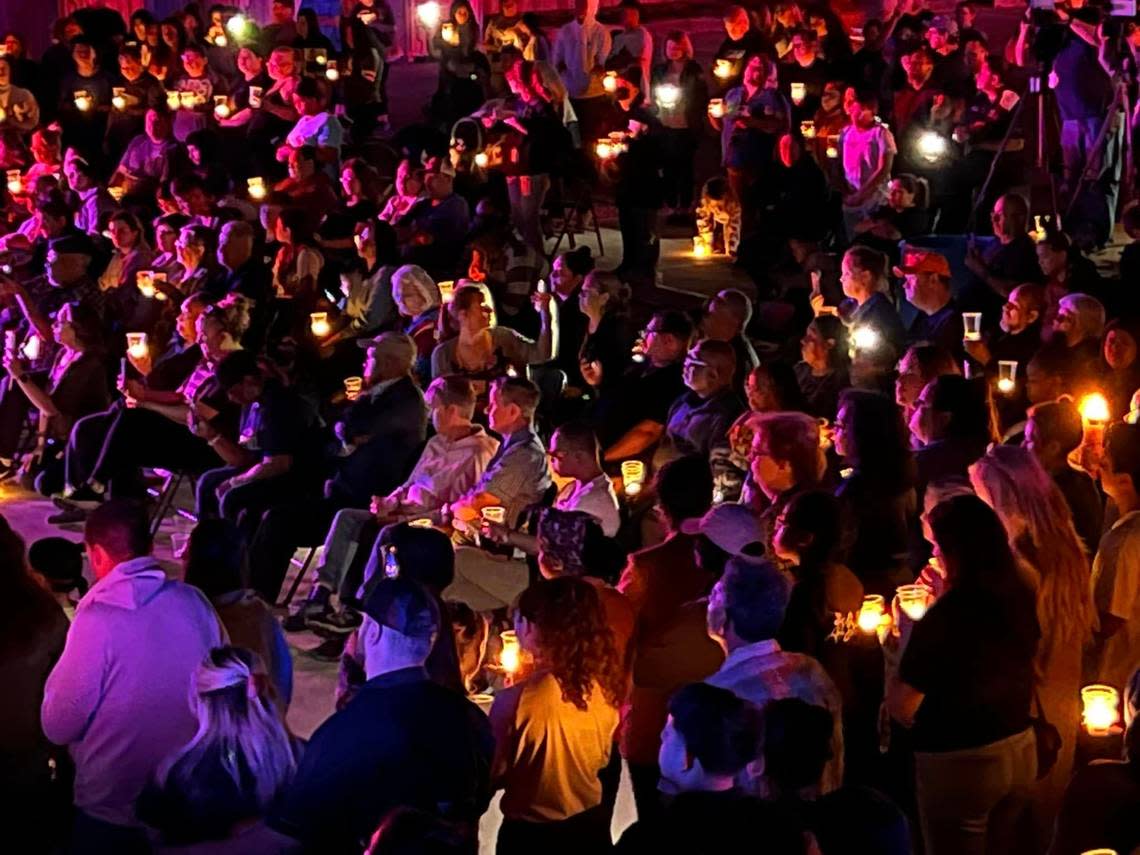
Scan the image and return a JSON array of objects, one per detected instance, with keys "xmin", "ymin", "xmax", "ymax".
[
  {"xmin": 147, "ymin": 469, "xmax": 187, "ymax": 537},
  {"xmin": 280, "ymin": 546, "xmax": 319, "ymax": 608}
]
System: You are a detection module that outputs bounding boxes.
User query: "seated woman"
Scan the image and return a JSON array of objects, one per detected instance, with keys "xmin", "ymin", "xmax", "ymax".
[
  {"xmin": 378, "ymin": 159, "xmax": 427, "ymax": 226},
  {"xmin": 1103, "ymin": 319, "xmax": 1140, "ymax": 421},
  {"xmin": 795, "ymin": 315, "xmax": 849, "ymax": 420},
  {"xmin": 853, "ymin": 174, "xmax": 929, "ymax": 259},
  {"xmin": 138, "ymin": 646, "xmax": 300, "ymax": 851},
  {"xmin": 1, "ymin": 302, "xmax": 110, "ymax": 496},
  {"xmin": 1051, "ymin": 292, "xmax": 1105, "ymax": 390},
  {"xmin": 173, "ymin": 223, "xmax": 219, "ymax": 297},
  {"xmin": 430, "ymin": 283, "xmax": 554, "ymax": 400},
  {"xmin": 391, "ymin": 264, "xmax": 442, "ymax": 385},
  {"xmin": 151, "ymin": 212, "xmax": 192, "ymax": 281},
  {"xmin": 99, "ymin": 211, "xmax": 156, "ymax": 329}
]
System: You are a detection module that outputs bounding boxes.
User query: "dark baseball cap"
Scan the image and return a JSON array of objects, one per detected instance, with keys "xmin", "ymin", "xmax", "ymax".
[{"xmin": 361, "ymin": 576, "xmax": 441, "ymax": 640}]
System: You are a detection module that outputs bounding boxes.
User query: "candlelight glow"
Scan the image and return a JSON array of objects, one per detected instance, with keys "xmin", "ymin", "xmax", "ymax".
[
  {"xmin": 500, "ymin": 630, "xmax": 520, "ymax": 673},
  {"xmin": 474, "ymin": 151, "xmax": 489, "ymax": 168},
  {"xmin": 708, "ymin": 99, "xmax": 725, "ymax": 119},
  {"xmin": 214, "ymin": 34, "xmax": 227, "ymax": 47},
  {"xmin": 800, "ymin": 120, "xmax": 816, "ymax": 139},
  {"xmin": 1080, "ymin": 393, "xmax": 1110, "ymax": 425},
  {"xmin": 247, "ymin": 177, "xmax": 267, "ymax": 201},
  {"xmin": 1081, "ymin": 684, "xmax": 1120, "ymax": 736},
  {"xmin": 136, "ymin": 271, "xmax": 156, "ymax": 299},
  {"xmin": 916, "ymin": 130, "xmax": 949, "ymax": 163},
  {"xmin": 852, "ymin": 326, "xmax": 879, "ymax": 351},
  {"xmin": 213, "ymin": 96, "xmax": 231, "ymax": 119},
  {"xmin": 603, "ymin": 71, "xmax": 618, "ymax": 93},
  {"xmin": 857, "ymin": 595, "xmax": 887, "ymax": 633},
  {"xmin": 6, "ymin": 169, "xmax": 22, "ymax": 195},
  {"xmin": 441, "ymin": 23, "xmax": 459, "ymax": 45},
  {"xmin": 595, "ymin": 140, "xmax": 614, "ymax": 160},
  {"xmin": 166, "ymin": 91, "xmax": 180, "ymax": 110},
  {"xmin": 343, "ymin": 376, "xmax": 363, "ymax": 401},
  {"xmin": 310, "ymin": 312, "xmax": 331, "ymax": 338},
  {"xmin": 655, "ymin": 83, "xmax": 681, "ymax": 110},
  {"xmin": 896, "ymin": 585, "xmax": 930, "ymax": 621},
  {"xmin": 438, "ymin": 280, "xmax": 456, "ymax": 303},
  {"xmin": 326, "ymin": 62, "xmax": 339, "ymax": 82},
  {"xmin": 621, "ymin": 460, "xmax": 646, "ymax": 496},
  {"xmin": 692, "ymin": 236, "xmax": 711, "ymax": 258},
  {"xmin": 790, "ymin": 82, "xmax": 806, "ymax": 105},
  {"xmin": 112, "ymin": 89, "xmax": 127, "ymax": 111},
  {"xmin": 997, "ymin": 360, "xmax": 1017, "ymax": 395},
  {"xmin": 126, "ymin": 333, "xmax": 148, "ymax": 360},
  {"xmin": 714, "ymin": 59, "xmax": 733, "ymax": 79},
  {"xmin": 480, "ymin": 506, "xmax": 506, "ymax": 525},
  {"xmin": 417, "ymin": 1, "xmax": 442, "ymax": 28},
  {"xmin": 409, "ymin": 518, "xmax": 434, "ymax": 528},
  {"xmin": 226, "ymin": 14, "xmax": 248, "ymax": 35},
  {"xmin": 74, "ymin": 91, "xmax": 92, "ymax": 112}
]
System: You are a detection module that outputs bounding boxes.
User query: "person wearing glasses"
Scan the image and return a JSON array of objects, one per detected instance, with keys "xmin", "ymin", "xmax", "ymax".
[{"xmin": 663, "ymin": 339, "xmax": 745, "ymax": 464}]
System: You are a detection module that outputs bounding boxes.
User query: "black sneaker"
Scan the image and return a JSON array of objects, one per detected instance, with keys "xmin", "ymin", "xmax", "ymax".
[
  {"xmin": 48, "ymin": 506, "xmax": 89, "ymax": 525},
  {"xmin": 308, "ymin": 607, "xmax": 363, "ymax": 636},
  {"xmin": 282, "ymin": 588, "xmax": 331, "ymax": 632},
  {"xmin": 307, "ymin": 636, "xmax": 348, "ymax": 662}
]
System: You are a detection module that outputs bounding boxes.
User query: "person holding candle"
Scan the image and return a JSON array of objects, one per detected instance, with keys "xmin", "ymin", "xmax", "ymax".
[
  {"xmin": 794, "ymin": 315, "xmax": 849, "ymax": 420},
  {"xmin": 651, "ymin": 32, "xmax": 707, "ymax": 222},
  {"xmin": 1052, "ymin": 292, "xmax": 1106, "ymax": 389},
  {"xmin": 836, "ymin": 246, "xmax": 906, "ymax": 391},
  {"xmin": 837, "ymin": 88, "xmax": 895, "ymax": 241},
  {"xmin": 706, "ymin": 555, "xmax": 845, "ymax": 796},
  {"xmin": 1024, "ymin": 398, "xmax": 1105, "ymax": 554},
  {"xmin": 63, "ymin": 156, "xmax": 116, "ymax": 239},
  {"xmin": 886, "ymin": 495, "xmax": 1040, "ymax": 855},
  {"xmin": 58, "ymin": 37, "xmax": 112, "ymax": 168},
  {"xmin": 490, "ymin": 576, "xmax": 625, "ymax": 853},
  {"xmin": 711, "ymin": 6, "xmax": 770, "ymax": 94},
  {"xmin": 110, "ymin": 106, "xmax": 186, "ymax": 202},
  {"xmin": 779, "ymin": 27, "xmax": 831, "ymax": 124},
  {"xmin": 170, "ymin": 43, "xmax": 226, "ymax": 144},
  {"xmin": 103, "ymin": 45, "xmax": 165, "ymax": 164},
  {"xmin": 969, "ymin": 444, "xmax": 1095, "ymax": 846},
  {"xmin": 1088, "ymin": 423, "xmax": 1140, "ymax": 691}
]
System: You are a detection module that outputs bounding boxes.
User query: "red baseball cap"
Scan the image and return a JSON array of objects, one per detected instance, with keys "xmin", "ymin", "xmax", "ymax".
[{"xmin": 893, "ymin": 249, "xmax": 951, "ymax": 278}]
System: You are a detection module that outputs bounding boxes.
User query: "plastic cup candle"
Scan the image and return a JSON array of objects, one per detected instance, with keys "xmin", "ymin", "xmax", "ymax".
[
  {"xmin": 23, "ymin": 334, "xmax": 39, "ymax": 361},
  {"xmin": 1081, "ymin": 392, "xmax": 1110, "ymax": 426},
  {"xmin": 166, "ymin": 90, "xmax": 180, "ymax": 110},
  {"xmin": 800, "ymin": 120, "xmax": 816, "ymax": 139},
  {"xmin": 962, "ymin": 312, "xmax": 983, "ymax": 342},
  {"xmin": 595, "ymin": 140, "xmax": 614, "ymax": 160},
  {"xmin": 442, "ymin": 23, "xmax": 459, "ymax": 45},
  {"xmin": 655, "ymin": 83, "xmax": 681, "ymax": 110},
  {"xmin": 126, "ymin": 332, "xmax": 148, "ymax": 360},
  {"xmin": 6, "ymin": 169, "xmax": 21, "ymax": 194},
  {"xmin": 74, "ymin": 90, "xmax": 92, "ymax": 112},
  {"xmin": 857, "ymin": 594, "xmax": 887, "ymax": 633},
  {"xmin": 708, "ymin": 98, "xmax": 725, "ymax": 119},
  {"xmin": 790, "ymin": 82, "xmax": 806, "ymax": 105},
  {"xmin": 247, "ymin": 177, "xmax": 267, "ymax": 201},
  {"xmin": 621, "ymin": 460, "xmax": 646, "ymax": 496},
  {"xmin": 603, "ymin": 71, "xmax": 618, "ymax": 93},
  {"xmin": 416, "ymin": 1, "xmax": 442, "ymax": 28},
  {"xmin": 213, "ymin": 96, "xmax": 230, "ymax": 119},
  {"xmin": 108, "ymin": 185, "xmax": 125, "ymax": 202},
  {"xmin": 213, "ymin": 33, "xmax": 227, "ymax": 47},
  {"xmin": 248, "ymin": 86, "xmax": 263, "ymax": 108},
  {"xmin": 997, "ymin": 360, "xmax": 1017, "ymax": 395},
  {"xmin": 310, "ymin": 312, "xmax": 331, "ymax": 338},
  {"xmin": 136, "ymin": 270, "xmax": 156, "ymax": 298},
  {"xmin": 180, "ymin": 91, "xmax": 198, "ymax": 109},
  {"xmin": 474, "ymin": 151, "xmax": 489, "ymax": 168},
  {"xmin": 314, "ymin": 50, "xmax": 328, "ymax": 66},
  {"xmin": 692, "ymin": 236, "xmax": 711, "ymax": 258},
  {"xmin": 714, "ymin": 59, "xmax": 734, "ymax": 79},
  {"xmin": 500, "ymin": 630, "xmax": 520, "ymax": 674},
  {"xmin": 343, "ymin": 376, "xmax": 363, "ymax": 401},
  {"xmin": 112, "ymin": 87, "xmax": 127, "ymax": 110},
  {"xmin": 226, "ymin": 14, "xmax": 248, "ymax": 36},
  {"xmin": 826, "ymin": 144, "xmax": 839, "ymax": 159},
  {"xmin": 409, "ymin": 518, "xmax": 434, "ymax": 528},
  {"xmin": 325, "ymin": 61, "xmax": 339, "ymax": 82},
  {"xmin": 481, "ymin": 506, "xmax": 506, "ymax": 525},
  {"xmin": 438, "ymin": 280, "xmax": 456, "ymax": 303},
  {"xmin": 896, "ymin": 584, "xmax": 931, "ymax": 621},
  {"xmin": 1081, "ymin": 684, "xmax": 1120, "ymax": 736}
]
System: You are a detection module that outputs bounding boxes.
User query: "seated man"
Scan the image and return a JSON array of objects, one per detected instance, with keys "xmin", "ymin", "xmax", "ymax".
[
  {"xmin": 700, "ymin": 288, "xmax": 758, "ymax": 392},
  {"xmin": 400, "ymin": 159, "xmax": 471, "ymax": 278},
  {"xmin": 195, "ymin": 350, "xmax": 324, "ymax": 573},
  {"xmin": 270, "ymin": 576, "xmax": 493, "ymax": 854},
  {"xmin": 896, "ymin": 249, "xmax": 963, "ymax": 360},
  {"xmin": 286, "ymin": 374, "xmax": 498, "ymax": 633},
  {"xmin": 662, "ymin": 339, "xmax": 745, "ymax": 469},
  {"xmin": 109, "ymin": 107, "xmax": 186, "ymax": 200},
  {"xmin": 247, "ymin": 332, "xmax": 430, "ymax": 603}
]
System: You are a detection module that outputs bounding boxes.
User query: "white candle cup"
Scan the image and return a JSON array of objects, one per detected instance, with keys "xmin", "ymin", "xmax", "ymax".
[
  {"xmin": 480, "ymin": 506, "xmax": 507, "ymax": 525},
  {"xmin": 343, "ymin": 375, "xmax": 363, "ymax": 401},
  {"xmin": 247, "ymin": 177, "xmax": 267, "ymax": 201},
  {"xmin": 896, "ymin": 584, "xmax": 931, "ymax": 621},
  {"xmin": 1081, "ymin": 684, "xmax": 1120, "ymax": 736},
  {"xmin": 112, "ymin": 87, "xmax": 127, "ymax": 110},
  {"xmin": 166, "ymin": 91, "xmax": 181, "ymax": 110},
  {"xmin": 179, "ymin": 91, "xmax": 196, "ymax": 109},
  {"xmin": 6, "ymin": 169, "xmax": 21, "ymax": 194},
  {"xmin": 500, "ymin": 629, "xmax": 520, "ymax": 673},
  {"xmin": 126, "ymin": 332, "xmax": 148, "ymax": 360},
  {"xmin": 474, "ymin": 151, "xmax": 489, "ymax": 168},
  {"xmin": 74, "ymin": 91, "xmax": 92, "ymax": 112},
  {"xmin": 962, "ymin": 312, "xmax": 983, "ymax": 342},
  {"xmin": 708, "ymin": 98, "xmax": 725, "ymax": 119},
  {"xmin": 655, "ymin": 83, "xmax": 681, "ymax": 110},
  {"xmin": 136, "ymin": 270, "xmax": 156, "ymax": 298},
  {"xmin": 213, "ymin": 95, "xmax": 231, "ymax": 119},
  {"xmin": 790, "ymin": 82, "xmax": 806, "ymax": 105},
  {"xmin": 800, "ymin": 120, "xmax": 816, "ymax": 139},
  {"xmin": 603, "ymin": 71, "xmax": 618, "ymax": 93},
  {"xmin": 437, "ymin": 280, "xmax": 456, "ymax": 303},
  {"xmin": 325, "ymin": 61, "xmax": 339, "ymax": 82},
  {"xmin": 248, "ymin": 86, "xmax": 263, "ymax": 108},
  {"xmin": 621, "ymin": 460, "xmax": 646, "ymax": 496},
  {"xmin": 997, "ymin": 360, "xmax": 1017, "ymax": 395},
  {"xmin": 714, "ymin": 59, "xmax": 734, "ymax": 80},
  {"xmin": 857, "ymin": 594, "xmax": 887, "ymax": 634}
]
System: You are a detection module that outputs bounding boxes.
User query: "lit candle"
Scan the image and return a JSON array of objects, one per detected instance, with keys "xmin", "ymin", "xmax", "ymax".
[
  {"xmin": 692, "ymin": 236, "xmax": 711, "ymax": 258},
  {"xmin": 818, "ymin": 417, "xmax": 832, "ymax": 452},
  {"xmin": 437, "ymin": 280, "xmax": 455, "ymax": 303},
  {"xmin": 962, "ymin": 312, "xmax": 983, "ymax": 342},
  {"xmin": 126, "ymin": 332, "xmax": 148, "ymax": 360},
  {"xmin": 325, "ymin": 60, "xmax": 339, "ymax": 82},
  {"xmin": 248, "ymin": 86, "xmax": 263, "ymax": 109},
  {"xmin": 655, "ymin": 83, "xmax": 681, "ymax": 110},
  {"xmin": 896, "ymin": 584, "xmax": 931, "ymax": 621},
  {"xmin": 343, "ymin": 375, "xmax": 363, "ymax": 400},
  {"xmin": 852, "ymin": 325, "xmax": 879, "ymax": 352},
  {"xmin": 213, "ymin": 95, "xmax": 230, "ymax": 119},
  {"xmin": 480, "ymin": 505, "xmax": 506, "ymax": 525},
  {"xmin": 621, "ymin": 460, "xmax": 646, "ymax": 496},
  {"xmin": 1081, "ymin": 392, "xmax": 1110, "ymax": 426},
  {"xmin": 825, "ymin": 144, "xmax": 839, "ymax": 159},
  {"xmin": 310, "ymin": 312, "xmax": 331, "ymax": 338},
  {"xmin": 997, "ymin": 360, "xmax": 1017, "ymax": 395},
  {"xmin": 136, "ymin": 270, "xmax": 156, "ymax": 298},
  {"xmin": 800, "ymin": 120, "xmax": 816, "ymax": 139},
  {"xmin": 108, "ymin": 185, "xmax": 126, "ymax": 202},
  {"xmin": 474, "ymin": 151, "xmax": 489, "ymax": 168},
  {"xmin": 707, "ymin": 98, "xmax": 725, "ymax": 119},
  {"xmin": 112, "ymin": 87, "xmax": 127, "ymax": 111},
  {"xmin": 73, "ymin": 90, "xmax": 92, "ymax": 112},
  {"xmin": 441, "ymin": 22, "xmax": 459, "ymax": 45},
  {"xmin": 409, "ymin": 518, "xmax": 434, "ymax": 528},
  {"xmin": 1081, "ymin": 684, "xmax": 1120, "ymax": 736},
  {"xmin": 603, "ymin": 71, "xmax": 618, "ymax": 93},
  {"xmin": 214, "ymin": 33, "xmax": 227, "ymax": 47},
  {"xmin": 500, "ymin": 629, "xmax": 520, "ymax": 674},
  {"xmin": 416, "ymin": 1, "xmax": 442, "ymax": 28},
  {"xmin": 23, "ymin": 333, "xmax": 40, "ymax": 361},
  {"xmin": 790, "ymin": 82, "xmax": 806, "ymax": 105},
  {"xmin": 714, "ymin": 59, "xmax": 734, "ymax": 80},
  {"xmin": 857, "ymin": 594, "xmax": 887, "ymax": 633},
  {"xmin": 247, "ymin": 177, "xmax": 267, "ymax": 201},
  {"xmin": 6, "ymin": 169, "xmax": 21, "ymax": 194},
  {"xmin": 314, "ymin": 50, "xmax": 328, "ymax": 66},
  {"xmin": 595, "ymin": 140, "xmax": 615, "ymax": 160},
  {"xmin": 226, "ymin": 14, "xmax": 248, "ymax": 36},
  {"xmin": 166, "ymin": 90, "xmax": 180, "ymax": 110},
  {"xmin": 179, "ymin": 91, "xmax": 196, "ymax": 110}
]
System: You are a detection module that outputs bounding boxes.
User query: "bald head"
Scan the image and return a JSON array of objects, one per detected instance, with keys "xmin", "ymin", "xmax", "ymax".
[
  {"xmin": 704, "ymin": 288, "xmax": 752, "ymax": 341},
  {"xmin": 364, "ymin": 332, "xmax": 416, "ymax": 383}
]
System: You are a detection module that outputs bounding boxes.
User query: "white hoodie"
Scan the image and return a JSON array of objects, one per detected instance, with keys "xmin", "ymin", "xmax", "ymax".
[{"xmin": 41, "ymin": 557, "xmax": 224, "ymax": 827}]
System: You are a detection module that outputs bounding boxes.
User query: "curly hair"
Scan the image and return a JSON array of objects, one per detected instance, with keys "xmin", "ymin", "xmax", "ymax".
[{"xmin": 516, "ymin": 577, "xmax": 625, "ymax": 711}]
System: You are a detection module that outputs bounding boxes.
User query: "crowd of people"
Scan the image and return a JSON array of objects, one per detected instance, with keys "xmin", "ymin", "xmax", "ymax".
[{"xmin": 7, "ymin": 0, "xmax": 1140, "ymax": 853}]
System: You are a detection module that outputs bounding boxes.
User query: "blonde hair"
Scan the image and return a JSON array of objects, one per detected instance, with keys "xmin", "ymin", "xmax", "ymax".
[
  {"xmin": 157, "ymin": 646, "xmax": 295, "ymax": 811},
  {"xmin": 969, "ymin": 446, "xmax": 1095, "ymax": 648}
]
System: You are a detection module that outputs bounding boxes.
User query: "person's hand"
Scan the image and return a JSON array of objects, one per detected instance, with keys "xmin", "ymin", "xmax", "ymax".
[
  {"xmin": 964, "ymin": 247, "xmax": 987, "ymax": 277},
  {"xmin": 962, "ymin": 338, "xmax": 991, "ymax": 365},
  {"xmin": 126, "ymin": 347, "xmax": 152, "ymax": 376},
  {"xmin": 121, "ymin": 377, "xmax": 146, "ymax": 400},
  {"xmin": 532, "ymin": 290, "xmax": 552, "ymax": 314},
  {"xmin": 216, "ymin": 476, "xmax": 242, "ymax": 498},
  {"xmin": 480, "ymin": 519, "xmax": 511, "ymax": 545},
  {"xmin": 275, "ymin": 144, "xmax": 293, "ymax": 163},
  {"xmin": 190, "ymin": 414, "xmax": 218, "ymax": 440},
  {"xmin": 2, "ymin": 351, "xmax": 24, "ymax": 379},
  {"xmin": 580, "ymin": 358, "xmax": 603, "ymax": 387},
  {"xmin": 370, "ymin": 494, "xmax": 396, "ymax": 517}
]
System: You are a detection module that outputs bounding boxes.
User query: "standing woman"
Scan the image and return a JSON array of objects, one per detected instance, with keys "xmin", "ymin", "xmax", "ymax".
[
  {"xmin": 651, "ymin": 32, "xmax": 707, "ymax": 221},
  {"xmin": 491, "ymin": 577, "xmax": 625, "ymax": 853},
  {"xmin": 969, "ymin": 445, "xmax": 1095, "ymax": 851},
  {"xmin": 549, "ymin": 246, "xmax": 594, "ymax": 391},
  {"xmin": 342, "ymin": 16, "xmax": 386, "ymax": 143},
  {"xmin": 888, "ymin": 495, "xmax": 1040, "ymax": 855}
]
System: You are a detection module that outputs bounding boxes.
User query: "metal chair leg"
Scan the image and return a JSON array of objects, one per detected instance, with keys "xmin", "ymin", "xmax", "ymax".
[
  {"xmin": 280, "ymin": 546, "xmax": 318, "ymax": 607},
  {"xmin": 149, "ymin": 471, "xmax": 185, "ymax": 537}
]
